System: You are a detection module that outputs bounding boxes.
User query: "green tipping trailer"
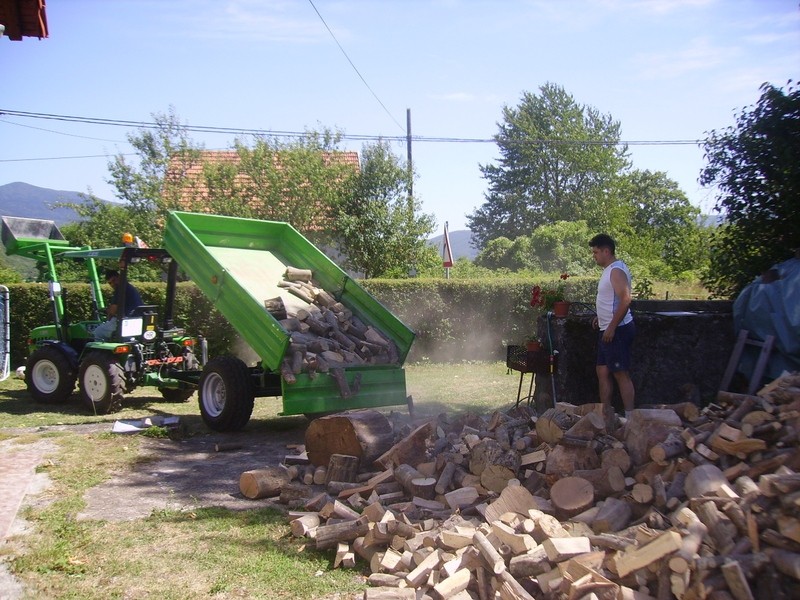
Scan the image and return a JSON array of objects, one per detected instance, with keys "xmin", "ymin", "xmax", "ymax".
[{"xmin": 163, "ymin": 211, "xmax": 415, "ymax": 420}]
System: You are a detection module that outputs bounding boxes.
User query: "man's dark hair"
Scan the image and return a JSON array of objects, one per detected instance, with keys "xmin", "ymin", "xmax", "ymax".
[
  {"xmin": 104, "ymin": 269, "xmax": 119, "ymax": 281},
  {"xmin": 589, "ymin": 233, "xmax": 616, "ymax": 254}
]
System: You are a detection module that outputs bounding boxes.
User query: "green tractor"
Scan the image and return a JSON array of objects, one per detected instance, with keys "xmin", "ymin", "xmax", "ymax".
[{"xmin": 1, "ymin": 216, "xmax": 202, "ymax": 414}]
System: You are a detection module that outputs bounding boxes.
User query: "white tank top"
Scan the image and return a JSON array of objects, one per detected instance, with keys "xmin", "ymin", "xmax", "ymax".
[{"xmin": 596, "ymin": 260, "xmax": 633, "ymax": 330}]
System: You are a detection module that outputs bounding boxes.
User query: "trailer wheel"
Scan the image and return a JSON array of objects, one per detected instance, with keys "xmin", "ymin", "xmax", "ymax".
[
  {"xmin": 160, "ymin": 387, "xmax": 195, "ymax": 403},
  {"xmin": 198, "ymin": 357, "xmax": 254, "ymax": 431},
  {"xmin": 26, "ymin": 345, "xmax": 76, "ymax": 403},
  {"xmin": 79, "ymin": 351, "xmax": 125, "ymax": 414}
]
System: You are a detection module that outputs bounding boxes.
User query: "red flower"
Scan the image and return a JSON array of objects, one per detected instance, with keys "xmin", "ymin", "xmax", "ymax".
[{"xmin": 530, "ymin": 275, "xmax": 570, "ymax": 311}]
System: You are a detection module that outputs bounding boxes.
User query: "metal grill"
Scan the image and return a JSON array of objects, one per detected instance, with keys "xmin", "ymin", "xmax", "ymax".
[{"xmin": 506, "ymin": 345, "xmax": 557, "ymax": 374}]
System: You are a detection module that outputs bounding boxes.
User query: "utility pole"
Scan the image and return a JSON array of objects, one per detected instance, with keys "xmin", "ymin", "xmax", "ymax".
[{"xmin": 406, "ymin": 108, "xmax": 413, "ymax": 199}]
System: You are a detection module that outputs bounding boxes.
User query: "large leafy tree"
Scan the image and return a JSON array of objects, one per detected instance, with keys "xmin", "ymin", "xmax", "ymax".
[
  {"xmin": 332, "ymin": 140, "xmax": 437, "ymax": 278},
  {"xmin": 700, "ymin": 82, "xmax": 800, "ymax": 297},
  {"xmin": 615, "ymin": 169, "xmax": 708, "ymax": 279},
  {"xmin": 468, "ymin": 83, "xmax": 629, "ymax": 248}
]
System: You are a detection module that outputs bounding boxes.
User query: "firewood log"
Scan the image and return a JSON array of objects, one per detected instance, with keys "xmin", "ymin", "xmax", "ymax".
[
  {"xmin": 305, "ymin": 410, "xmax": 394, "ymax": 467},
  {"xmin": 239, "ymin": 467, "xmax": 291, "ymax": 499},
  {"xmin": 536, "ymin": 408, "xmax": 579, "ymax": 445},
  {"xmin": 550, "ymin": 476, "xmax": 594, "ymax": 519}
]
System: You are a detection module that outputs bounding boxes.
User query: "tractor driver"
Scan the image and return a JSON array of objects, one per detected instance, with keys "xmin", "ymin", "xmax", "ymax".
[{"xmin": 93, "ymin": 269, "xmax": 143, "ymax": 341}]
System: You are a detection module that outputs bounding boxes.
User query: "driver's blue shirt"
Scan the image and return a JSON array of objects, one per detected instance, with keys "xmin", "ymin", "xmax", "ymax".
[{"xmin": 113, "ymin": 282, "xmax": 142, "ymax": 316}]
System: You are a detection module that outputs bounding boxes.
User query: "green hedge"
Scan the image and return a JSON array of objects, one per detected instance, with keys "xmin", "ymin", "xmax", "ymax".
[{"xmin": 4, "ymin": 278, "xmax": 597, "ymax": 367}]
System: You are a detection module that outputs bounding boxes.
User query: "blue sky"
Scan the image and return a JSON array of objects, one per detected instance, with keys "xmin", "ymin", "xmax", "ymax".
[{"xmin": 1, "ymin": 0, "xmax": 798, "ymax": 232}]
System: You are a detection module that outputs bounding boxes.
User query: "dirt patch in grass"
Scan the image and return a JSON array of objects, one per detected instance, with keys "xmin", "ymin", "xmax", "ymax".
[{"xmin": 77, "ymin": 424, "xmax": 308, "ymax": 521}]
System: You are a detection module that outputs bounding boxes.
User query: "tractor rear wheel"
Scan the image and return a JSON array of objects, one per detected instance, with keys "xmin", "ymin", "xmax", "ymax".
[
  {"xmin": 198, "ymin": 356, "xmax": 254, "ymax": 432},
  {"xmin": 26, "ymin": 345, "xmax": 76, "ymax": 403},
  {"xmin": 79, "ymin": 351, "xmax": 125, "ymax": 414}
]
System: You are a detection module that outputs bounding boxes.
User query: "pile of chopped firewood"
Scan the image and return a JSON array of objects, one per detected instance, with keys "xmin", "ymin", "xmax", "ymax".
[
  {"xmin": 241, "ymin": 372, "xmax": 800, "ymax": 600},
  {"xmin": 269, "ymin": 266, "xmax": 400, "ymax": 384}
]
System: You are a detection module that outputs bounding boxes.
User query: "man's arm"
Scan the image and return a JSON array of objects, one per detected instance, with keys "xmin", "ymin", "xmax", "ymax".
[{"xmin": 602, "ymin": 268, "xmax": 632, "ymax": 342}]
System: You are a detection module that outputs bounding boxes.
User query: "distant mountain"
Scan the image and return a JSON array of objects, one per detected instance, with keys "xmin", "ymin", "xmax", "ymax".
[
  {"xmin": 0, "ymin": 182, "xmax": 102, "ymax": 225},
  {"xmin": 428, "ymin": 229, "xmax": 478, "ymax": 261}
]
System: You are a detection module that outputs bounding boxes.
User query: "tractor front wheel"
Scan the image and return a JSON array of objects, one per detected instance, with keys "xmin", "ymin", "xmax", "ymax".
[
  {"xmin": 26, "ymin": 345, "xmax": 76, "ymax": 403},
  {"xmin": 79, "ymin": 351, "xmax": 125, "ymax": 414},
  {"xmin": 198, "ymin": 357, "xmax": 254, "ymax": 432}
]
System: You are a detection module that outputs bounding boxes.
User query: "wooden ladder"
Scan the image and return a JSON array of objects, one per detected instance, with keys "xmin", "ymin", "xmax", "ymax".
[{"xmin": 719, "ymin": 329, "xmax": 776, "ymax": 395}]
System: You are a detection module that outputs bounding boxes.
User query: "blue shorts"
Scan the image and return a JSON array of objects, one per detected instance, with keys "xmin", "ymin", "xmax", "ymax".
[{"xmin": 597, "ymin": 321, "xmax": 635, "ymax": 372}]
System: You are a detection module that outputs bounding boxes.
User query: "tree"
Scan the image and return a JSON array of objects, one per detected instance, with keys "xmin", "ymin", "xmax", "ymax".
[
  {"xmin": 108, "ymin": 107, "xmax": 204, "ymax": 247},
  {"xmin": 468, "ymin": 83, "xmax": 629, "ymax": 248},
  {"xmin": 614, "ymin": 170, "xmax": 708, "ymax": 280},
  {"xmin": 332, "ymin": 140, "xmax": 437, "ymax": 278},
  {"xmin": 700, "ymin": 81, "xmax": 800, "ymax": 296}
]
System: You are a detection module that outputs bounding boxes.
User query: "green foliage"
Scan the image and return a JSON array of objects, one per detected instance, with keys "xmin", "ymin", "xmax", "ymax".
[
  {"xmin": 466, "ymin": 83, "xmax": 710, "ymax": 283},
  {"xmin": 332, "ymin": 140, "xmax": 437, "ymax": 277},
  {"xmin": 700, "ymin": 81, "xmax": 800, "ymax": 297},
  {"xmin": 633, "ymin": 276, "xmax": 655, "ymax": 300},
  {"xmin": 468, "ymin": 82, "xmax": 629, "ymax": 247}
]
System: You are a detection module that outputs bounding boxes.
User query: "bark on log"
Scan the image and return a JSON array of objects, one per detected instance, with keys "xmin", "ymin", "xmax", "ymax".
[
  {"xmin": 305, "ymin": 410, "xmax": 394, "ymax": 467},
  {"xmin": 315, "ymin": 515, "xmax": 370, "ymax": 550},
  {"xmin": 572, "ymin": 466, "xmax": 626, "ymax": 499},
  {"xmin": 239, "ymin": 467, "xmax": 291, "ymax": 499}
]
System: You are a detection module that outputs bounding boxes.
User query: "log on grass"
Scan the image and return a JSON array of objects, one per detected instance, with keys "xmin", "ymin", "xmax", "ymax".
[{"xmin": 305, "ymin": 409, "xmax": 394, "ymax": 467}]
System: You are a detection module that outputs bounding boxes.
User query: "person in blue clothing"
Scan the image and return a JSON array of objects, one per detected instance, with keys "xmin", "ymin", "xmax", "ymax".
[
  {"xmin": 93, "ymin": 269, "xmax": 143, "ymax": 341},
  {"xmin": 589, "ymin": 233, "xmax": 635, "ymax": 415}
]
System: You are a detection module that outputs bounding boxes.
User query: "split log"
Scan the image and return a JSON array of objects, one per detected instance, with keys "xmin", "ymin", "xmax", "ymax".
[
  {"xmin": 305, "ymin": 410, "xmax": 394, "ymax": 467},
  {"xmin": 239, "ymin": 467, "xmax": 291, "ymax": 499},
  {"xmin": 591, "ymin": 496, "xmax": 632, "ymax": 533},
  {"xmin": 684, "ymin": 464, "xmax": 727, "ymax": 500},
  {"xmin": 545, "ymin": 444, "xmax": 599, "ymax": 477},
  {"xmin": 325, "ymin": 454, "xmax": 360, "ymax": 485},
  {"xmin": 536, "ymin": 408, "xmax": 579, "ymax": 445},
  {"xmin": 375, "ymin": 420, "xmax": 435, "ymax": 469}
]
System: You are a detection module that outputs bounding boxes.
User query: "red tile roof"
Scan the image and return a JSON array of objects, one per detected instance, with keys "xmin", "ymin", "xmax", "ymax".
[
  {"xmin": 0, "ymin": 0, "xmax": 48, "ymax": 40},
  {"xmin": 165, "ymin": 149, "xmax": 360, "ymax": 230}
]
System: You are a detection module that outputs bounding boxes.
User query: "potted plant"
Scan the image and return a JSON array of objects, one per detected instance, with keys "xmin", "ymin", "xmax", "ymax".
[
  {"xmin": 530, "ymin": 273, "xmax": 571, "ymax": 317},
  {"xmin": 525, "ymin": 335, "xmax": 542, "ymax": 352}
]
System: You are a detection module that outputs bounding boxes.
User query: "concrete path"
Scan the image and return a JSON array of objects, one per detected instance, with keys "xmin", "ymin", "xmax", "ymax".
[{"xmin": 0, "ymin": 442, "xmax": 47, "ymax": 541}]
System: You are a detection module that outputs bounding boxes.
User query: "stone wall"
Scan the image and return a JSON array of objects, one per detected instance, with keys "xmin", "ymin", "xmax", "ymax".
[{"xmin": 530, "ymin": 300, "xmax": 735, "ymax": 411}]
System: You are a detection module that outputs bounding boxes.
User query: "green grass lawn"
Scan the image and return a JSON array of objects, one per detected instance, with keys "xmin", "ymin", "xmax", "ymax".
[{"xmin": 0, "ymin": 361, "xmax": 519, "ymax": 599}]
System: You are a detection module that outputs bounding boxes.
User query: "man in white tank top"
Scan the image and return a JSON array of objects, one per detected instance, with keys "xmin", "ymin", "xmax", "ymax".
[{"xmin": 589, "ymin": 234, "xmax": 635, "ymax": 415}]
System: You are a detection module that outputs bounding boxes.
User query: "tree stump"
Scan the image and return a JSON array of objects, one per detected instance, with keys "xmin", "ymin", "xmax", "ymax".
[{"xmin": 305, "ymin": 409, "xmax": 394, "ymax": 467}]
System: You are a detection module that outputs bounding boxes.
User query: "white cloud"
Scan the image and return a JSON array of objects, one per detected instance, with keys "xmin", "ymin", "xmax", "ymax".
[
  {"xmin": 154, "ymin": 0, "xmax": 335, "ymax": 43},
  {"xmin": 635, "ymin": 37, "xmax": 740, "ymax": 79}
]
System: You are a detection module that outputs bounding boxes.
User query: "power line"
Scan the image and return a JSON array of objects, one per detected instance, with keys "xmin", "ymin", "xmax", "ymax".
[
  {"xmin": 306, "ymin": 0, "xmax": 405, "ymax": 133},
  {"xmin": 0, "ymin": 109, "xmax": 703, "ymax": 149}
]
